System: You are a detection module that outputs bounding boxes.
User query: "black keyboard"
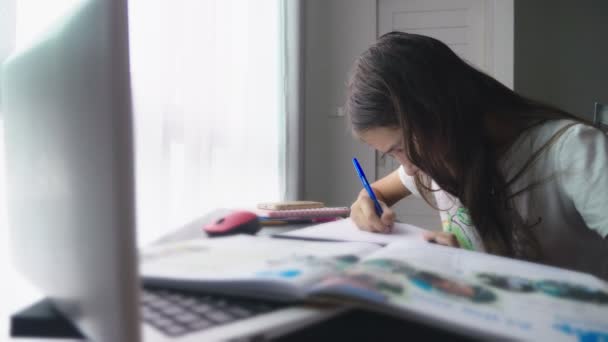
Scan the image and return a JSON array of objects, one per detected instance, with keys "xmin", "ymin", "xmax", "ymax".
[{"xmin": 141, "ymin": 287, "xmax": 285, "ymax": 337}]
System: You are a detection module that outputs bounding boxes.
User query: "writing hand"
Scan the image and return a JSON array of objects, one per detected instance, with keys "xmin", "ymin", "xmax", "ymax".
[{"xmin": 350, "ymin": 194, "xmax": 395, "ymax": 233}]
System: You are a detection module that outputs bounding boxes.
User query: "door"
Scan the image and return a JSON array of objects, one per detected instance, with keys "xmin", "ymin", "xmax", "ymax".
[{"xmin": 375, "ymin": 0, "xmax": 513, "ymax": 230}]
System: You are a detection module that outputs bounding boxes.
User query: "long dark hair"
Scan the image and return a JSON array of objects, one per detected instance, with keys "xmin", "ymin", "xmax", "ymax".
[{"xmin": 346, "ymin": 32, "xmax": 581, "ymax": 259}]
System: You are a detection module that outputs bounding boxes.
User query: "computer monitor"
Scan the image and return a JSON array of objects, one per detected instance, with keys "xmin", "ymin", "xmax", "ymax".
[{"xmin": 2, "ymin": 0, "xmax": 140, "ymax": 340}]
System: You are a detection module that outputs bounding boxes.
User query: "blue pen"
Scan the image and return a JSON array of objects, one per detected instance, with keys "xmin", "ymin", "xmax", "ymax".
[{"xmin": 352, "ymin": 158, "xmax": 384, "ymax": 216}]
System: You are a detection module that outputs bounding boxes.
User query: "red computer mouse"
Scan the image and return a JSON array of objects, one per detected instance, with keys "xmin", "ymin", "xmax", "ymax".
[{"xmin": 202, "ymin": 210, "xmax": 261, "ymax": 237}]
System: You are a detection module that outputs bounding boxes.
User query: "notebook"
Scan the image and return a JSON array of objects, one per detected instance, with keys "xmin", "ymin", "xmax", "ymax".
[
  {"xmin": 257, "ymin": 201, "xmax": 325, "ymax": 210},
  {"xmin": 256, "ymin": 207, "xmax": 351, "ymax": 219},
  {"xmin": 274, "ymin": 218, "xmax": 427, "ymax": 245}
]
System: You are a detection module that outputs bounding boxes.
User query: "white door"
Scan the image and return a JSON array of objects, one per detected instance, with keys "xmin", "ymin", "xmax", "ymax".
[
  {"xmin": 378, "ymin": 0, "xmax": 487, "ymax": 68},
  {"xmin": 375, "ymin": 0, "xmax": 513, "ymax": 230}
]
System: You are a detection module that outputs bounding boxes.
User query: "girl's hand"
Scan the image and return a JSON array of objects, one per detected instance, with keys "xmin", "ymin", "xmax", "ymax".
[
  {"xmin": 423, "ymin": 231, "xmax": 460, "ymax": 248},
  {"xmin": 350, "ymin": 194, "xmax": 396, "ymax": 233}
]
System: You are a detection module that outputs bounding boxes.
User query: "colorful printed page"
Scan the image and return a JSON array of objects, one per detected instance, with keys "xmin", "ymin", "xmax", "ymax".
[
  {"xmin": 140, "ymin": 235, "xmax": 380, "ymax": 301},
  {"xmin": 276, "ymin": 218, "xmax": 427, "ymax": 245},
  {"xmin": 308, "ymin": 239, "xmax": 608, "ymax": 341}
]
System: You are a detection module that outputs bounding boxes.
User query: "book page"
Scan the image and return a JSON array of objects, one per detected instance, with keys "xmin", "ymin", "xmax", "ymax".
[
  {"xmin": 140, "ymin": 235, "xmax": 379, "ymax": 301},
  {"xmin": 309, "ymin": 240, "xmax": 608, "ymax": 340},
  {"xmin": 276, "ymin": 218, "xmax": 427, "ymax": 245}
]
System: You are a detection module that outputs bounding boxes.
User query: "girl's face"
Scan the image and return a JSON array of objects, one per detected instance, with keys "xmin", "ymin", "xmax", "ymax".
[{"xmin": 358, "ymin": 127, "xmax": 419, "ymax": 176}]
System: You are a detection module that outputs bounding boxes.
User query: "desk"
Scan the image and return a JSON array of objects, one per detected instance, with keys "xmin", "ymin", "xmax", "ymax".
[
  {"xmin": 152, "ymin": 208, "xmax": 309, "ymax": 244},
  {"xmin": 9, "ymin": 210, "xmax": 473, "ymax": 341}
]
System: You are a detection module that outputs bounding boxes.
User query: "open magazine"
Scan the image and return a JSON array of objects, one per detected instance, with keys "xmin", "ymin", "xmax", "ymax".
[{"xmin": 141, "ymin": 235, "xmax": 608, "ymax": 341}]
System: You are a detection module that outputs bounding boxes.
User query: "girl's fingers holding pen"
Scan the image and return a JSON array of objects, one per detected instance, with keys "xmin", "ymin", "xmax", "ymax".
[
  {"xmin": 351, "ymin": 196, "xmax": 391, "ymax": 233},
  {"xmin": 364, "ymin": 211, "xmax": 387, "ymax": 233},
  {"xmin": 362, "ymin": 202, "xmax": 391, "ymax": 233},
  {"xmin": 353, "ymin": 198, "xmax": 384, "ymax": 233}
]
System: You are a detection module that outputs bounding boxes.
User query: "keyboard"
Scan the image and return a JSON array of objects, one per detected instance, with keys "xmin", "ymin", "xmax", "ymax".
[{"xmin": 141, "ymin": 286, "xmax": 285, "ymax": 337}]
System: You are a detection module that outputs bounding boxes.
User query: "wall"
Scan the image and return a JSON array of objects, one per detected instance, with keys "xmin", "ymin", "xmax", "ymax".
[
  {"xmin": 303, "ymin": 0, "xmax": 377, "ymax": 206},
  {"xmin": 303, "ymin": 0, "xmax": 607, "ymax": 209},
  {"xmin": 514, "ymin": 0, "xmax": 608, "ymax": 119}
]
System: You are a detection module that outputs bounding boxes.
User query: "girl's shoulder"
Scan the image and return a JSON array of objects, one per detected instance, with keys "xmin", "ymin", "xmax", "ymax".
[
  {"xmin": 500, "ymin": 119, "xmax": 605, "ymax": 172},
  {"xmin": 548, "ymin": 119, "xmax": 608, "ymax": 168},
  {"xmin": 526, "ymin": 119, "xmax": 582, "ymax": 144}
]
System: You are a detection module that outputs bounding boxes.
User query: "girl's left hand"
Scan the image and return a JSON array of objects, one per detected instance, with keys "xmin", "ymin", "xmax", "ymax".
[{"xmin": 423, "ymin": 231, "xmax": 460, "ymax": 248}]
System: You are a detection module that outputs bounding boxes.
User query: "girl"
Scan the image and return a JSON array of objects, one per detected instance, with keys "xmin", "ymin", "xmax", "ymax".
[{"xmin": 347, "ymin": 32, "xmax": 608, "ymax": 280}]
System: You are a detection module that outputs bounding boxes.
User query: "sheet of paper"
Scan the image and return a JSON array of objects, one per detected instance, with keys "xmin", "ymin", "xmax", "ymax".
[{"xmin": 278, "ymin": 218, "xmax": 427, "ymax": 245}]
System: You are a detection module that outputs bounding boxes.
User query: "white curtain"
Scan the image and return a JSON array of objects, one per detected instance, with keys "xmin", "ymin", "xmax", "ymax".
[
  {"xmin": 129, "ymin": 0, "xmax": 285, "ymax": 245},
  {"xmin": 0, "ymin": 0, "xmax": 291, "ymax": 331}
]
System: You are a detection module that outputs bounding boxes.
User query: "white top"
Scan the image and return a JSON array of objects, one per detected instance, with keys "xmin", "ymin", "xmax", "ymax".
[{"xmin": 398, "ymin": 120, "xmax": 608, "ymax": 279}]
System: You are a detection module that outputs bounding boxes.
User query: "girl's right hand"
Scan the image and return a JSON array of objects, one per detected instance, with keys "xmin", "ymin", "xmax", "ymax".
[{"xmin": 350, "ymin": 193, "xmax": 396, "ymax": 233}]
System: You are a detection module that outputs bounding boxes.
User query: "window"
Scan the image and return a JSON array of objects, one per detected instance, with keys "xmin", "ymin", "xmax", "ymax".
[
  {"xmin": 0, "ymin": 1, "xmax": 285, "ymax": 330},
  {"xmin": 129, "ymin": 0, "xmax": 284, "ymax": 245}
]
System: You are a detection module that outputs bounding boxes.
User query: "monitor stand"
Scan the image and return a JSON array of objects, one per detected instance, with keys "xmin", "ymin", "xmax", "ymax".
[{"xmin": 10, "ymin": 298, "xmax": 84, "ymax": 339}]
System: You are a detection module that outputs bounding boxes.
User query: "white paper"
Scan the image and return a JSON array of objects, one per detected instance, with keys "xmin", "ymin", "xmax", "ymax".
[{"xmin": 277, "ymin": 218, "xmax": 427, "ymax": 245}]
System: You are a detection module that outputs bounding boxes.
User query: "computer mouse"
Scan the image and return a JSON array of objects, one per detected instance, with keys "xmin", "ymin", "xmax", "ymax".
[{"xmin": 202, "ymin": 210, "xmax": 261, "ymax": 237}]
